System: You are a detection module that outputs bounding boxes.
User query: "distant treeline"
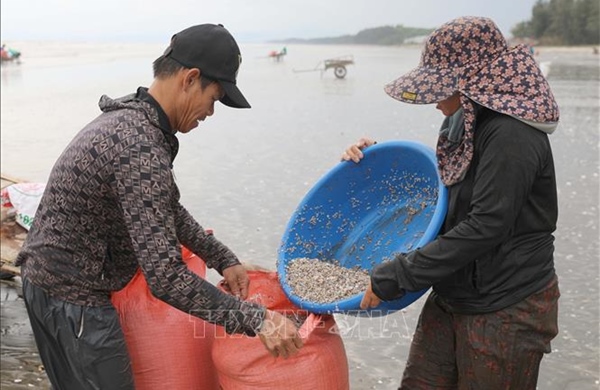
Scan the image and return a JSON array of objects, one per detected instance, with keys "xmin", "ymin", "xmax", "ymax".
[
  {"xmin": 512, "ymin": 0, "xmax": 599, "ymax": 45},
  {"xmin": 275, "ymin": 25, "xmax": 434, "ymax": 45}
]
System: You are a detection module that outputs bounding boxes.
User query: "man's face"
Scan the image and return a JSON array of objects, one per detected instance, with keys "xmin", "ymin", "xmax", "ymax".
[{"xmin": 177, "ymin": 75, "xmax": 225, "ymax": 133}]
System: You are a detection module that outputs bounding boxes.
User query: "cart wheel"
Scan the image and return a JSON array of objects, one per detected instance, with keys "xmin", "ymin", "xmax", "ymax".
[{"xmin": 334, "ymin": 66, "xmax": 347, "ymax": 79}]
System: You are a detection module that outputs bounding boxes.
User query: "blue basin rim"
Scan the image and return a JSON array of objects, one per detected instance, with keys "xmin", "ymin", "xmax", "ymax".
[{"xmin": 277, "ymin": 140, "xmax": 448, "ymax": 315}]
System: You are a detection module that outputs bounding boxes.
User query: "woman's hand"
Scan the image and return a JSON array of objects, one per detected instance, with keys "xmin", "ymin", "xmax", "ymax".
[
  {"xmin": 360, "ymin": 280, "xmax": 382, "ymax": 310},
  {"xmin": 341, "ymin": 138, "xmax": 377, "ymax": 163}
]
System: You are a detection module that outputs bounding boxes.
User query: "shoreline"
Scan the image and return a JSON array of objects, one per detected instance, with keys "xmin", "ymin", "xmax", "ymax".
[{"xmin": 533, "ymin": 45, "xmax": 600, "ymax": 52}]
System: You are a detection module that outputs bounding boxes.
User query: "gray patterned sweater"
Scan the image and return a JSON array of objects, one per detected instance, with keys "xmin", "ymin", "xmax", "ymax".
[{"xmin": 16, "ymin": 89, "xmax": 265, "ymax": 336}]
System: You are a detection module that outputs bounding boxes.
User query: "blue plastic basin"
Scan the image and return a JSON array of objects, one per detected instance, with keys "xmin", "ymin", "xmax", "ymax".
[{"xmin": 277, "ymin": 140, "xmax": 448, "ymax": 315}]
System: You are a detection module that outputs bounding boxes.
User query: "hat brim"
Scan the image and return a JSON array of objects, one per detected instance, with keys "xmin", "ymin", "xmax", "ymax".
[
  {"xmin": 219, "ymin": 81, "xmax": 251, "ymax": 109},
  {"xmin": 384, "ymin": 66, "xmax": 457, "ymax": 104},
  {"xmin": 459, "ymin": 45, "xmax": 559, "ymax": 125}
]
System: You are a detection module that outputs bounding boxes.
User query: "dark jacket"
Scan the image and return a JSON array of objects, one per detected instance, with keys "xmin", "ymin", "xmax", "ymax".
[
  {"xmin": 16, "ymin": 89, "xmax": 265, "ymax": 335},
  {"xmin": 372, "ymin": 108, "xmax": 558, "ymax": 313}
]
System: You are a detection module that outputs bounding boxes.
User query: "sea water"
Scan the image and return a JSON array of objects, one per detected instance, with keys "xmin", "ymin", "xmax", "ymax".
[{"xmin": 1, "ymin": 41, "xmax": 599, "ymax": 389}]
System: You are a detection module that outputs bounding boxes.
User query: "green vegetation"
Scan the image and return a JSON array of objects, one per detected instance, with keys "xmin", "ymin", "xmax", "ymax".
[
  {"xmin": 275, "ymin": 25, "xmax": 435, "ymax": 45},
  {"xmin": 512, "ymin": 0, "xmax": 599, "ymax": 45}
]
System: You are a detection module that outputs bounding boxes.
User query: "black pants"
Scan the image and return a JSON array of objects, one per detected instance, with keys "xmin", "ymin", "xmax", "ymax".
[{"xmin": 22, "ymin": 278, "xmax": 134, "ymax": 390}]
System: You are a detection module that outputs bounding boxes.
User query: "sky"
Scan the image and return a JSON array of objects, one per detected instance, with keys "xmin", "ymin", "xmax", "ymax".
[{"xmin": 1, "ymin": 0, "xmax": 540, "ymax": 43}]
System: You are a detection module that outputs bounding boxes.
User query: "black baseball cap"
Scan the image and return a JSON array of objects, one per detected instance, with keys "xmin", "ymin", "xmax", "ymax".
[{"xmin": 163, "ymin": 24, "xmax": 250, "ymax": 109}]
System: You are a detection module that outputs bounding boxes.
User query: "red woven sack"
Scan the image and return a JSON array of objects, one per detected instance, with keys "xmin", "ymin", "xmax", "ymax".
[
  {"xmin": 212, "ymin": 270, "xmax": 349, "ymax": 389},
  {"xmin": 111, "ymin": 247, "xmax": 219, "ymax": 390}
]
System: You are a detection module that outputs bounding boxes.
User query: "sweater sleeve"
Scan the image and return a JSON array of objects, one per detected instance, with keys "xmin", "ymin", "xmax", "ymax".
[
  {"xmin": 173, "ymin": 202, "xmax": 241, "ymax": 274},
  {"xmin": 371, "ymin": 120, "xmax": 547, "ymax": 298},
  {"xmin": 113, "ymin": 141, "xmax": 264, "ymax": 335}
]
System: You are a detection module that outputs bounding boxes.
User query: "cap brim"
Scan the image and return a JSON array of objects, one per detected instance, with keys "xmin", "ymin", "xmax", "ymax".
[
  {"xmin": 384, "ymin": 66, "xmax": 456, "ymax": 104},
  {"xmin": 219, "ymin": 81, "xmax": 251, "ymax": 109}
]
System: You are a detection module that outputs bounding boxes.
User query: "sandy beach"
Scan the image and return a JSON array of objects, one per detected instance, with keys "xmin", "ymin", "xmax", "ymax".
[{"xmin": 1, "ymin": 42, "xmax": 598, "ymax": 389}]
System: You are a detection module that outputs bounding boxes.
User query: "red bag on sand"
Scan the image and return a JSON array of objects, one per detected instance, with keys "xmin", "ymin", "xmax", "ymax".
[
  {"xmin": 212, "ymin": 271, "xmax": 350, "ymax": 390},
  {"xmin": 111, "ymin": 247, "xmax": 219, "ymax": 390}
]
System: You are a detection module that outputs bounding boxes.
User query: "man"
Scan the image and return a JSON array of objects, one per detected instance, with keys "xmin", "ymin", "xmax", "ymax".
[{"xmin": 17, "ymin": 24, "xmax": 302, "ymax": 390}]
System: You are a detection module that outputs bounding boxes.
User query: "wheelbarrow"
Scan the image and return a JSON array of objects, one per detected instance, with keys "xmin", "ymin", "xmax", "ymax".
[{"xmin": 293, "ymin": 54, "xmax": 355, "ymax": 79}]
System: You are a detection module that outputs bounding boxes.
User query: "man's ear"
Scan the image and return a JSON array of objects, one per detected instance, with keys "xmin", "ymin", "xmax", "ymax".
[{"xmin": 183, "ymin": 68, "xmax": 200, "ymax": 89}]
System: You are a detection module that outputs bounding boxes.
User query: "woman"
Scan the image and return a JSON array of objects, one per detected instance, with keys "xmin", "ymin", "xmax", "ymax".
[{"xmin": 344, "ymin": 16, "xmax": 560, "ymax": 389}]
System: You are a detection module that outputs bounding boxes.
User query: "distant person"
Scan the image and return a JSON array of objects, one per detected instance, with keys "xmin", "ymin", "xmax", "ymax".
[
  {"xmin": 0, "ymin": 44, "xmax": 8, "ymax": 60},
  {"xmin": 269, "ymin": 47, "xmax": 287, "ymax": 62},
  {"xmin": 16, "ymin": 23, "xmax": 303, "ymax": 390},
  {"xmin": 343, "ymin": 16, "xmax": 560, "ymax": 389},
  {"xmin": 0, "ymin": 43, "xmax": 21, "ymax": 62}
]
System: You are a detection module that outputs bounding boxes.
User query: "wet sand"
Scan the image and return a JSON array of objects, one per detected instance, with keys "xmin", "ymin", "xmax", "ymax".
[
  {"xmin": 1, "ymin": 280, "xmax": 50, "ymax": 389},
  {"xmin": 1, "ymin": 45, "xmax": 599, "ymax": 389}
]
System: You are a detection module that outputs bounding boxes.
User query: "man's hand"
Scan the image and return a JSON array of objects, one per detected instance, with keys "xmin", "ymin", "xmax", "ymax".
[
  {"xmin": 221, "ymin": 264, "xmax": 250, "ymax": 300},
  {"xmin": 360, "ymin": 280, "xmax": 382, "ymax": 310},
  {"xmin": 341, "ymin": 137, "xmax": 377, "ymax": 163},
  {"xmin": 258, "ymin": 310, "xmax": 304, "ymax": 359}
]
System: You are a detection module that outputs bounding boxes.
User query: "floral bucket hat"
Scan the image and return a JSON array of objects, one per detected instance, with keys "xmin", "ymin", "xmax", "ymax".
[{"xmin": 384, "ymin": 16, "xmax": 560, "ymax": 186}]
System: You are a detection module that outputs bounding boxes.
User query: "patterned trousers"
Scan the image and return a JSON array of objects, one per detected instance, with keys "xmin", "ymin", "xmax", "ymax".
[{"xmin": 400, "ymin": 275, "xmax": 560, "ymax": 390}]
